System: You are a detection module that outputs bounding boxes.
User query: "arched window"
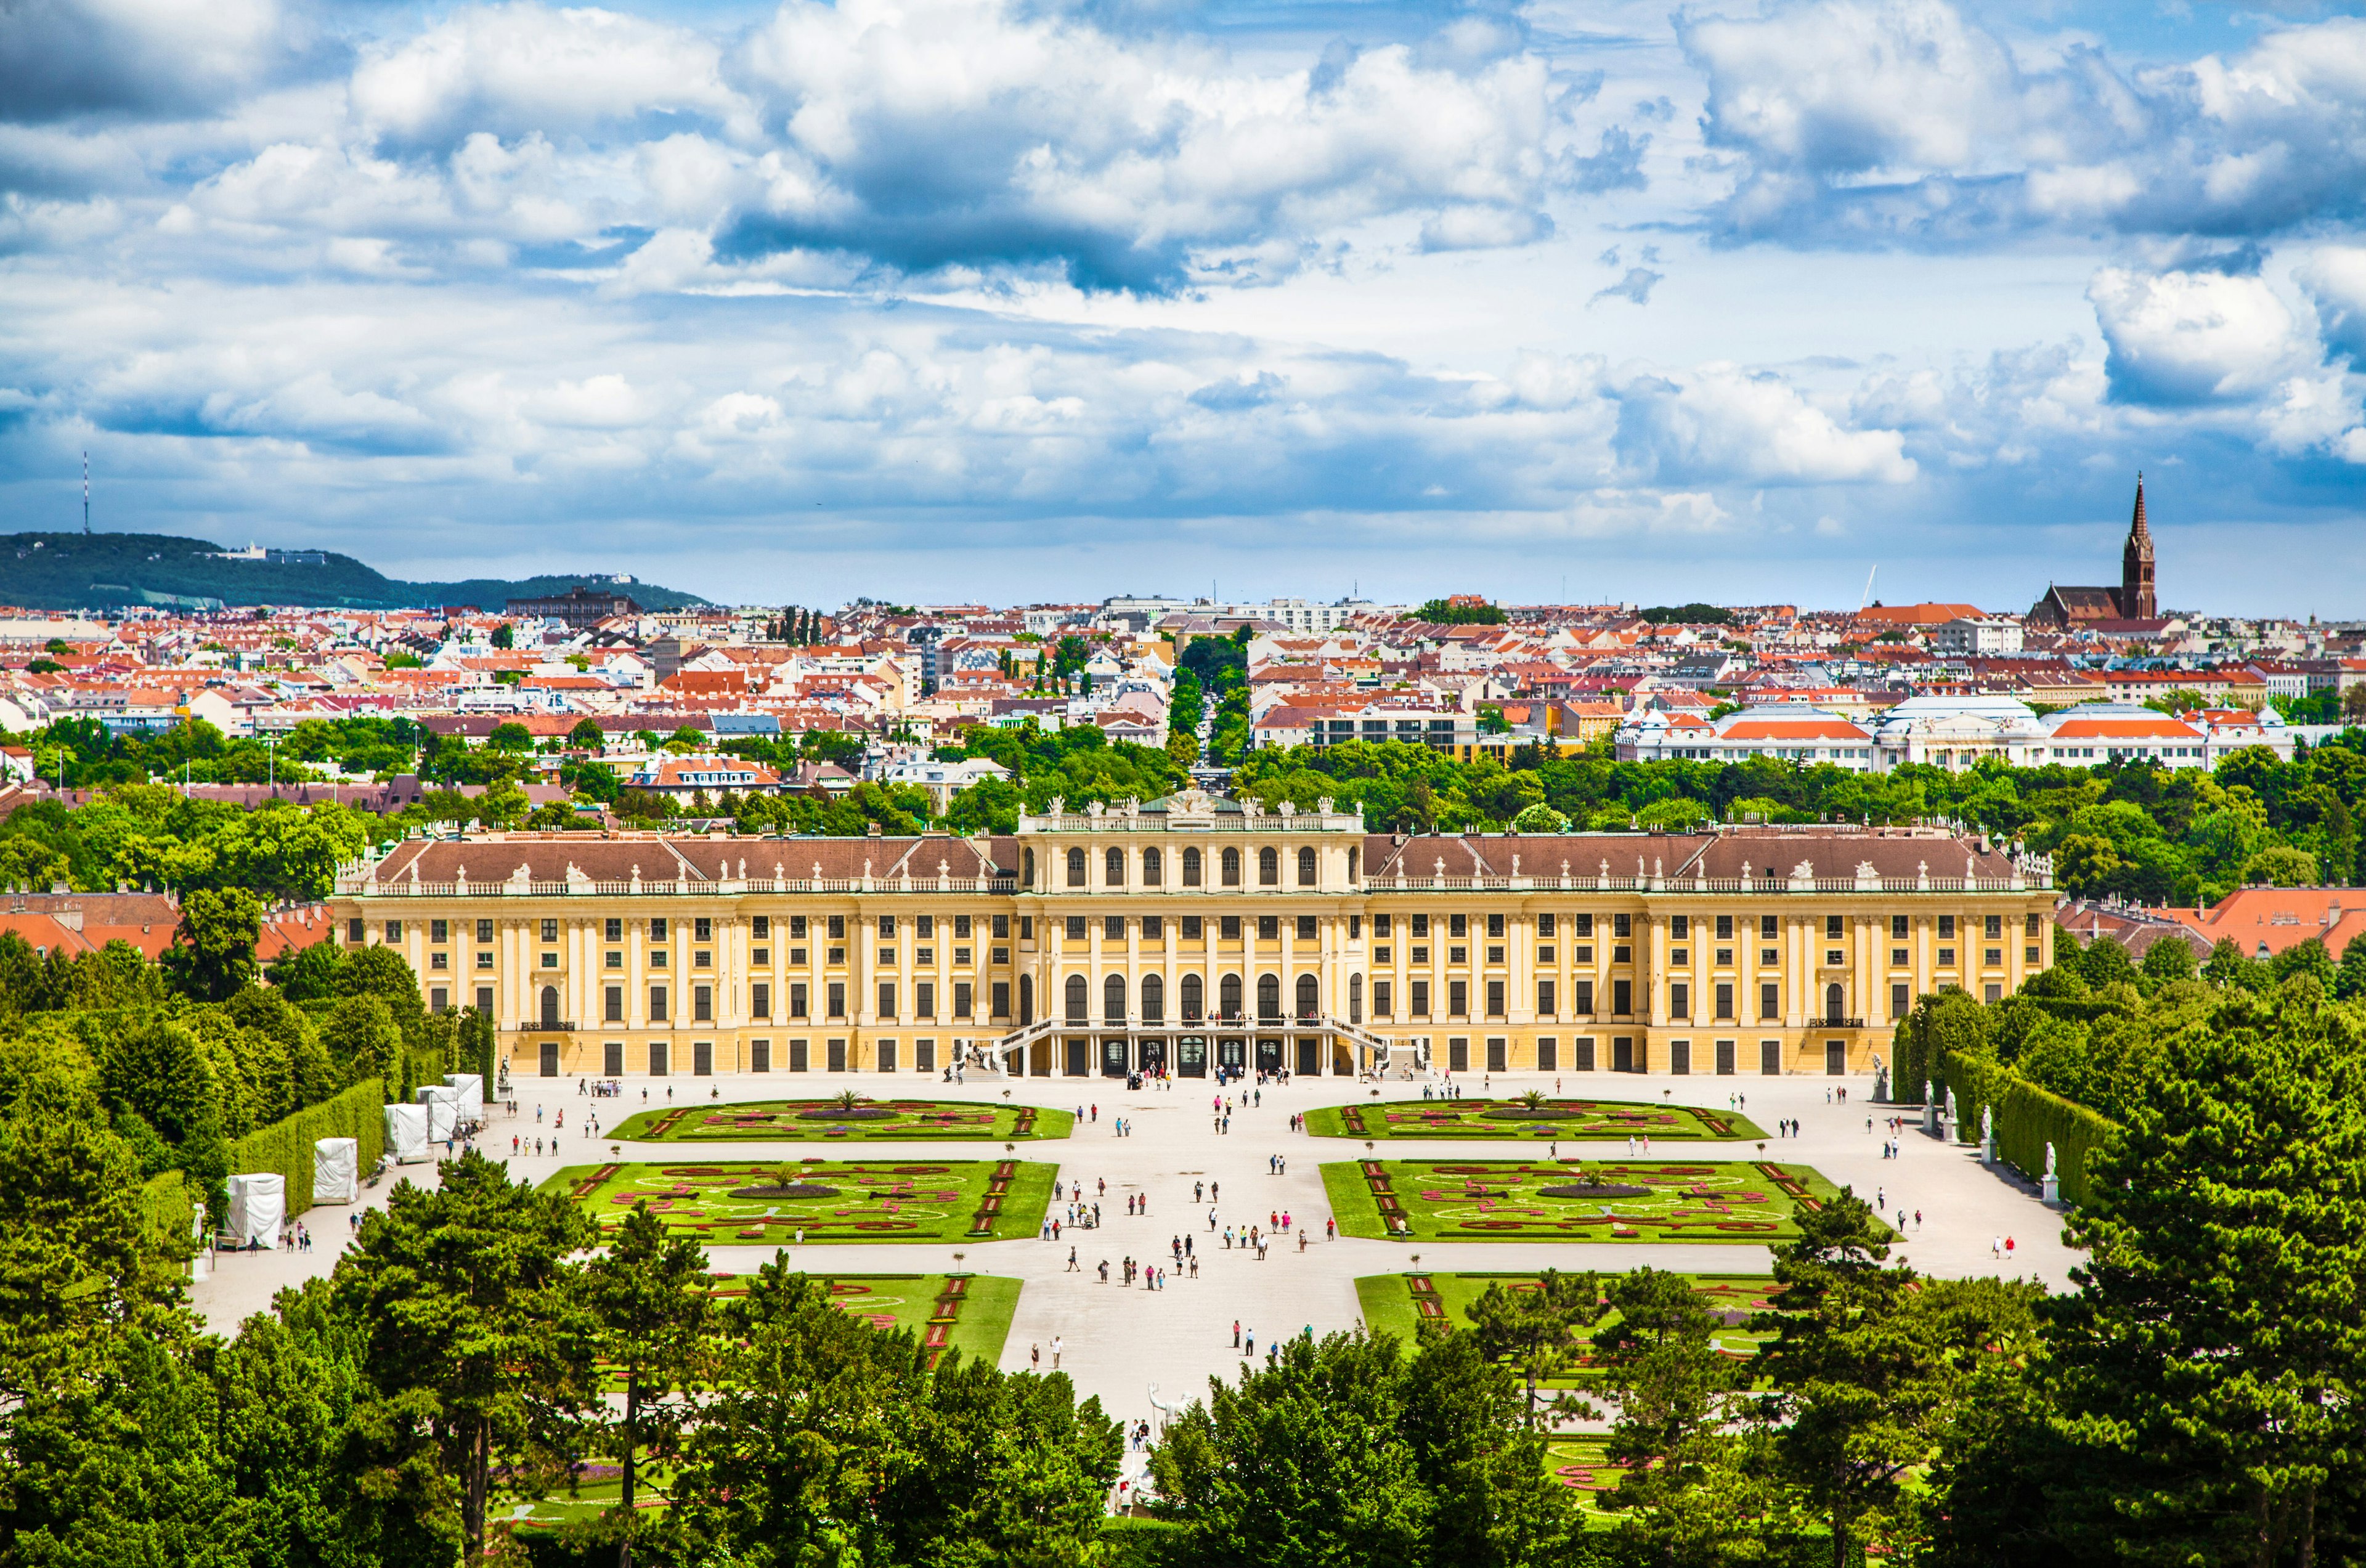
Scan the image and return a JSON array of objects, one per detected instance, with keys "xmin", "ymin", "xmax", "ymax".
[
  {"xmin": 1023, "ymin": 848, "xmax": 1035, "ymax": 888},
  {"xmin": 1181, "ymin": 973, "xmax": 1203, "ymax": 1022},
  {"xmin": 1142, "ymin": 847, "xmax": 1162, "ymax": 886},
  {"xmin": 1105, "ymin": 973, "xmax": 1126, "ymax": 1022},
  {"xmin": 1221, "ymin": 848, "xmax": 1242, "ymax": 887},
  {"xmin": 1296, "ymin": 973, "xmax": 1319, "ymax": 1018},
  {"xmin": 1257, "ymin": 974, "xmax": 1282, "ymax": 1020},
  {"xmin": 1067, "ymin": 847, "xmax": 1087, "ymax": 888},
  {"xmin": 1297, "ymin": 847, "xmax": 1317, "ymax": 887},
  {"xmin": 1018, "ymin": 974, "xmax": 1034, "ymax": 1026},
  {"xmin": 1065, "ymin": 974, "xmax": 1088, "ymax": 1023},
  {"xmin": 1824, "ymin": 982, "xmax": 1845, "ymax": 1024},
  {"xmin": 1219, "ymin": 973, "xmax": 1243, "ymax": 1020},
  {"xmin": 1347, "ymin": 847, "xmax": 1359, "ymax": 882},
  {"xmin": 1105, "ymin": 847, "xmax": 1124, "ymax": 887},
  {"xmin": 1142, "ymin": 974, "xmax": 1164, "ymax": 1023},
  {"xmin": 1258, "ymin": 847, "xmax": 1279, "ymax": 886},
  {"xmin": 1182, "ymin": 847, "xmax": 1202, "ymax": 887},
  {"xmin": 540, "ymin": 985, "xmax": 561, "ymax": 1028},
  {"xmin": 1349, "ymin": 973, "xmax": 1363, "ymax": 1024}
]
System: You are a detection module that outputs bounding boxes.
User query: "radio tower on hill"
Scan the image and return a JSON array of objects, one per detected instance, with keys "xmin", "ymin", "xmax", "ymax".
[{"xmin": 82, "ymin": 452, "xmax": 91, "ymax": 534}]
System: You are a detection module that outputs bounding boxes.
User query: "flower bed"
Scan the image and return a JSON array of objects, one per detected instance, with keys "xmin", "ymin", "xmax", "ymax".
[
  {"xmin": 1303, "ymin": 1097, "xmax": 1763, "ymax": 1142},
  {"xmin": 548, "ymin": 1158, "xmax": 1054, "ymax": 1243},
  {"xmin": 1355, "ymin": 1270, "xmax": 1781, "ymax": 1376},
  {"xmin": 609, "ymin": 1099, "xmax": 1071, "ymax": 1143},
  {"xmin": 1321, "ymin": 1158, "xmax": 1855, "ymax": 1243}
]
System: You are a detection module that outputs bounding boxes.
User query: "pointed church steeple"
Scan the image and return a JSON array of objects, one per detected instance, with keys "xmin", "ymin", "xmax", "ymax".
[{"xmin": 2121, "ymin": 471, "xmax": 2156, "ymax": 619}]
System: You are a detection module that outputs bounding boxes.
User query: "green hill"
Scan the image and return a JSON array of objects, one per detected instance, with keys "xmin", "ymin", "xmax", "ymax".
[{"xmin": 0, "ymin": 532, "xmax": 710, "ymax": 613}]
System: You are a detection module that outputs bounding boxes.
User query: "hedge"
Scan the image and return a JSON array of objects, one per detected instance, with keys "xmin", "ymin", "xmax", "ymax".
[
  {"xmin": 224, "ymin": 1077, "xmax": 388, "ymax": 1217},
  {"xmin": 139, "ymin": 1170, "xmax": 196, "ymax": 1261},
  {"xmin": 1939, "ymin": 1052, "xmax": 2118, "ymax": 1210}
]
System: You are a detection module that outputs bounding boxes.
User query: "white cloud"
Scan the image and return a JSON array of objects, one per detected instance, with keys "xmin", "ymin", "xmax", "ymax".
[
  {"xmin": 1612, "ymin": 363, "xmax": 1917, "ymax": 485},
  {"xmin": 2087, "ymin": 266, "xmax": 2315, "ymax": 406}
]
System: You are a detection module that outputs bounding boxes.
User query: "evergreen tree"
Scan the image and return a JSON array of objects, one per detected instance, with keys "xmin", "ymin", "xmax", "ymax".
[{"xmin": 579, "ymin": 1203, "xmax": 713, "ymax": 1568}]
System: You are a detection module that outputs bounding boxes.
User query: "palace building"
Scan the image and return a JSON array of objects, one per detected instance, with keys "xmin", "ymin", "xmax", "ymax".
[{"xmin": 329, "ymin": 790, "xmax": 2057, "ymax": 1084}]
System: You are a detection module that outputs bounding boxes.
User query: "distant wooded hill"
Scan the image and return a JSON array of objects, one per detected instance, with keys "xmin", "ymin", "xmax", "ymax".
[{"xmin": 0, "ymin": 532, "xmax": 709, "ymax": 613}]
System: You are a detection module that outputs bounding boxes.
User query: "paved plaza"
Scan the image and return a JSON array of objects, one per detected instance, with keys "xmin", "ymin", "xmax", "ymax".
[{"xmin": 191, "ymin": 1066, "xmax": 2080, "ymax": 1486}]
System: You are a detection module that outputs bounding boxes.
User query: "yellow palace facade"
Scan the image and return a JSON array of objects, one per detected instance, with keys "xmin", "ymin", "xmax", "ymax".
[{"xmin": 331, "ymin": 790, "xmax": 2057, "ymax": 1083}]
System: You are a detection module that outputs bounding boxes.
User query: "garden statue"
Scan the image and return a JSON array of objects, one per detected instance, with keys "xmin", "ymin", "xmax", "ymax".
[{"xmin": 2042, "ymin": 1140, "xmax": 2062, "ymax": 1206}]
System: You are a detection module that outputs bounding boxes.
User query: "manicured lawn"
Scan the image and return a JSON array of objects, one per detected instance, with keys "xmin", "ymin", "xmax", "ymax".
[
  {"xmin": 548, "ymin": 1158, "xmax": 1057, "ymax": 1243},
  {"xmin": 611, "ymin": 1096, "xmax": 1072, "ymax": 1142},
  {"xmin": 1354, "ymin": 1270, "xmax": 1780, "ymax": 1374},
  {"xmin": 1305, "ymin": 1096, "xmax": 1763, "ymax": 1142},
  {"xmin": 1322, "ymin": 1157, "xmax": 1855, "ymax": 1243},
  {"xmin": 705, "ymin": 1271, "xmax": 1021, "ymax": 1368}
]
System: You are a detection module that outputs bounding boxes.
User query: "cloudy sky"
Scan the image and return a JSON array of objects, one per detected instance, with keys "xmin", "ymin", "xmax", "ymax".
[{"xmin": 4, "ymin": 0, "xmax": 2364, "ymax": 612}]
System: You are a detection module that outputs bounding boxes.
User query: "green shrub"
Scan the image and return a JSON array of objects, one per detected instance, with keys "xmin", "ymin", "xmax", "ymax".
[
  {"xmin": 222, "ymin": 1077, "xmax": 387, "ymax": 1216},
  {"xmin": 1940, "ymin": 1053, "xmax": 2118, "ymax": 1209},
  {"xmin": 138, "ymin": 1169, "xmax": 195, "ymax": 1260}
]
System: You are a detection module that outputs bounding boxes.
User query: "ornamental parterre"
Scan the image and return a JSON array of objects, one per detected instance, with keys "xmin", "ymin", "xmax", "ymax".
[
  {"xmin": 548, "ymin": 1158, "xmax": 1053, "ymax": 1243},
  {"xmin": 1360, "ymin": 1270, "xmax": 1783, "ymax": 1377},
  {"xmin": 1323, "ymin": 1158, "xmax": 1850, "ymax": 1243},
  {"xmin": 609, "ymin": 1099, "xmax": 1071, "ymax": 1142},
  {"xmin": 1306, "ymin": 1097, "xmax": 1764, "ymax": 1142}
]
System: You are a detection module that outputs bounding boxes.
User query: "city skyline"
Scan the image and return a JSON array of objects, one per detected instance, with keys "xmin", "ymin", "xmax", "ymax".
[{"xmin": 2, "ymin": 0, "xmax": 2364, "ymax": 612}]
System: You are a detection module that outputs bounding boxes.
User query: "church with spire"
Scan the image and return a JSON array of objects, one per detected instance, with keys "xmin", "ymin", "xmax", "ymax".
[{"xmin": 2028, "ymin": 476, "xmax": 2161, "ymax": 628}]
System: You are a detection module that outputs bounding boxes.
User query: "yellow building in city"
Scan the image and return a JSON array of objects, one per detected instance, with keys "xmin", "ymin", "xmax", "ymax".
[{"xmin": 331, "ymin": 790, "xmax": 2055, "ymax": 1084}]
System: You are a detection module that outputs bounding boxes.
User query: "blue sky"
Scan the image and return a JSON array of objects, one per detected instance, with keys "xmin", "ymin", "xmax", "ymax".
[{"xmin": 2, "ymin": 0, "xmax": 2364, "ymax": 612}]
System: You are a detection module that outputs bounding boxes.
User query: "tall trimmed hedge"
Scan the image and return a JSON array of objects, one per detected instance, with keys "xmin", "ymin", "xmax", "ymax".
[
  {"xmin": 1940, "ymin": 1053, "xmax": 2118, "ymax": 1210},
  {"xmin": 224, "ymin": 1077, "xmax": 388, "ymax": 1217},
  {"xmin": 139, "ymin": 1170, "xmax": 196, "ymax": 1261}
]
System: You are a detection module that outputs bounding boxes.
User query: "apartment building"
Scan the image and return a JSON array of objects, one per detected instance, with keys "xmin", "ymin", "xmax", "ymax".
[{"xmin": 330, "ymin": 792, "xmax": 2056, "ymax": 1084}]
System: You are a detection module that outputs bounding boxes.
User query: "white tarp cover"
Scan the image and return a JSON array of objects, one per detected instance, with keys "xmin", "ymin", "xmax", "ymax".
[
  {"xmin": 385, "ymin": 1102, "xmax": 430, "ymax": 1163},
  {"xmin": 314, "ymin": 1137, "xmax": 359, "ymax": 1204},
  {"xmin": 226, "ymin": 1173, "xmax": 285, "ymax": 1248},
  {"xmin": 442, "ymin": 1073, "xmax": 484, "ymax": 1124},
  {"xmin": 418, "ymin": 1089, "xmax": 458, "ymax": 1146}
]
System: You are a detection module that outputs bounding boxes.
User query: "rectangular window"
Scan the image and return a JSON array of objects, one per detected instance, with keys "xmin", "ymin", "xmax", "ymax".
[
  {"xmin": 1374, "ymin": 980, "xmax": 1392, "ymax": 1017},
  {"xmin": 384, "ymin": 920, "xmax": 403, "ymax": 942},
  {"xmin": 1065, "ymin": 916, "xmax": 1086, "ymax": 941},
  {"xmin": 954, "ymin": 981, "xmax": 973, "ymax": 1018},
  {"xmin": 1612, "ymin": 978, "xmax": 1632, "ymax": 1015},
  {"xmin": 1487, "ymin": 913, "xmax": 1505, "ymax": 938},
  {"xmin": 1938, "ymin": 915, "xmax": 1956, "ymax": 938},
  {"xmin": 1486, "ymin": 979, "xmax": 1505, "ymax": 1016},
  {"xmin": 1296, "ymin": 915, "xmax": 1317, "ymax": 940},
  {"xmin": 750, "ymin": 1039, "xmax": 772, "ymax": 1071},
  {"xmin": 604, "ymin": 918, "xmax": 622, "ymax": 941},
  {"xmin": 693, "ymin": 1041, "xmax": 713, "ymax": 1076},
  {"xmin": 916, "ymin": 981, "xmax": 935, "ymax": 1018},
  {"xmin": 1612, "ymin": 913, "xmax": 1631, "ymax": 938},
  {"xmin": 429, "ymin": 985, "xmax": 448, "ymax": 1011},
  {"xmin": 1762, "ymin": 1039, "xmax": 1782, "ymax": 1075},
  {"xmin": 1182, "ymin": 916, "xmax": 1203, "ymax": 940},
  {"xmin": 476, "ymin": 986, "xmax": 493, "ymax": 1013},
  {"xmin": 605, "ymin": 985, "xmax": 624, "ymax": 1023},
  {"xmin": 1670, "ymin": 982, "xmax": 1689, "ymax": 1018},
  {"xmin": 542, "ymin": 917, "xmax": 559, "ymax": 942},
  {"xmin": 879, "ymin": 915, "xmax": 896, "ymax": 937},
  {"xmin": 1715, "ymin": 1039, "xmax": 1736, "ymax": 1075},
  {"xmin": 754, "ymin": 916, "xmax": 770, "ymax": 939},
  {"xmin": 991, "ymin": 981, "xmax": 1010, "ymax": 1019},
  {"xmin": 651, "ymin": 917, "xmax": 669, "ymax": 941},
  {"xmin": 1449, "ymin": 980, "xmax": 1468, "ymax": 1017},
  {"xmin": 1892, "ymin": 914, "xmax": 1909, "ymax": 938},
  {"xmin": 878, "ymin": 982, "xmax": 896, "ymax": 1018},
  {"xmin": 1376, "ymin": 914, "xmax": 1393, "ymax": 936},
  {"xmin": 648, "ymin": 1042, "xmax": 669, "ymax": 1076},
  {"xmin": 1412, "ymin": 914, "xmax": 1429, "ymax": 937},
  {"xmin": 829, "ymin": 916, "xmax": 845, "ymax": 940},
  {"xmin": 1715, "ymin": 982, "xmax": 1733, "ymax": 1019},
  {"xmin": 916, "ymin": 1039, "xmax": 937, "ymax": 1071},
  {"xmin": 1486, "ymin": 1038, "xmax": 1508, "ymax": 1073},
  {"xmin": 1144, "ymin": 915, "xmax": 1164, "ymax": 939},
  {"xmin": 826, "ymin": 981, "xmax": 845, "ymax": 1018},
  {"xmin": 1537, "ymin": 979, "xmax": 1555, "ymax": 1015},
  {"xmin": 993, "ymin": 914, "xmax": 1009, "ymax": 938},
  {"xmin": 917, "ymin": 915, "xmax": 933, "ymax": 938},
  {"xmin": 1448, "ymin": 1038, "xmax": 1470, "ymax": 1072},
  {"xmin": 789, "ymin": 982, "xmax": 808, "ymax": 1018},
  {"xmin": 1411, "ymin": 980, "xmax": 1431, "ymax": 1017},
  {"xmin": 1539, "ymin": 913, "xmax": 1555, "ymax": 936},
  {"xmin": 1574, "ymin": 1036, "xmax": 1595, "ymax": 1071},
  {"xmin": 1258, "ymin": 916, "xmax": 1279, "ymax": 941},
  {"xmin": 879, "ymin": 1040, "xmax": 898, "ymax": 1072},
  {"xmin": 1715, "ymin": 914, "xmax": 1733, "ymax": 940},
  {"xmin": 1349, "ymin": 914, "xmax": 1362, "ymax": 939},
  {"xmin": 604, "ymin": 1041, "xmax": 624, "ymax": 1076},
  {"xmin": 1892, "ymin": 981, "xmax": 1911, "ymax": 1016},
  {"xmin": 789, "ymin": 1039, "xmax": 810, "ymax": 1071},
  {"xmin": 1573, "ymin": 913, "xmax": 1593, "ymax": 936},
  {"xmin": 1669, "ymin": 1039, "xmax": 1691, "ymax": 1075},
  {"xmin": 1985, "ymin": 914, "xmax": 2003, "ymax": 940},
  {"xmin": 1760, "ymin": 982, "xmax": 1779, "ymax": 1019},
  {"xmin": 348, "ymin": 918, "xmax": 364, "ymax": 943},
  {"xmin": 430, "ymin": 953, "xmax": 449, "ymax": 971},
  {"xmin": 752, "ymin": 983, "xmax": 771, "ymax": 1019},
  {"xmin": 431, "ymin": 918, "xmax": 449, "ymax": 943},
  {"xmin": 827, "ymin": 1039, "xmax": 847, "ymax": 1072},
  {"xmin": 791, "ymin": 916, "xmax": 808, "ymax": 938},
  {"xmin": 1450, "ymin": 914, "xmax": 1468, "ymax": 938},
  {"xmin": 1760, "ymin": 914, "xmax": 1778, "ymax": 939},
  {"xmin": 1670, "ymin": 915, "xmax": 1689, "ymax": 940},
  {"xmin": 649, "ymin": 985, "xmax": 668, "ymax": 1022},
  {"xmin": 649, "ymin": 951, "xmax": 667, "ymax": 969},
  {"xmin": 1575, "ymin": 979, "xmax": 1594, "ymax": 1015},
  {"xmin": 476, "ymin": 951, "xmax": 494, "ymax": 970},
  {"xmin": 1537, "ymin": 1036, "xmax": 1557, "ymax": 1070}
]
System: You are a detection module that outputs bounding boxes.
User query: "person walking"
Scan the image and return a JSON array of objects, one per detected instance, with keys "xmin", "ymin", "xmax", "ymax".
[
  {"xmin": 1233, "ymin": 1319, "xmax": 1240, "ymax": 1348},
  {"xmin": 1051, "ymin": 1335, "xmax": 1063, "ymax": 1368},
  {"xmin": 1031, "ymin": 1344, "xmax": 1041, "ymax": 1372},
  {"xmin": 1068, "ymin": 1246, "xmax": 1080, "ymax": 1272}
]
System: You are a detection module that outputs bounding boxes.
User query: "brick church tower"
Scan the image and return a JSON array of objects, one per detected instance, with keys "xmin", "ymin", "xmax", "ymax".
[{"xmin": 2121, "ymin": 473, "xmax": 2156, "ymax": 620}]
